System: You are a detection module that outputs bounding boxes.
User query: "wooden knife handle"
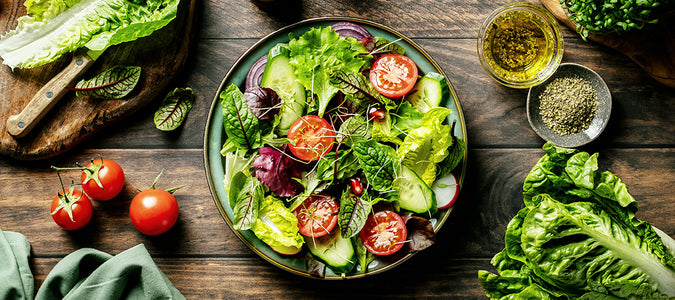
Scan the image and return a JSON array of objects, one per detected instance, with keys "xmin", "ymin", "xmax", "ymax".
[{"xmin": 6, "ymin": 54, "xmax": 95, "ymax": 138}]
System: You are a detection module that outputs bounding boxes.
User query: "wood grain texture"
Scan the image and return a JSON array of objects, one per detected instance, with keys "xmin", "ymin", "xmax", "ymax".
[
  {"xmin": 0, "ymin": 0, "xmax": 672, "ymax": 298},
  {"xmin": 0, "ymin": 0, "xmax": 197, "ymax": 160}
]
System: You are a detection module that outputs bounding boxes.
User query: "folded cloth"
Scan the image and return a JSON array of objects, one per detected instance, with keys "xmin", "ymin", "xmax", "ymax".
[
  {"xmin": 35, "ymin": 244, "xmax": 185, "ymax": 300},
  {"xmin": 0, "ymin": 229, "xmax": 34, "ymax": 300}
]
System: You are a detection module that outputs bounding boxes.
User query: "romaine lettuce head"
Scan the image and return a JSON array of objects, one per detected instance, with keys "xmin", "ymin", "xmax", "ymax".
[
  {"xmin": 480, "ymin": 142, "xmax": 675, "ymax": 299},
  {"xmin": 251, "ymin": 196, "xmax": 304, "ymax": 249},
  {"xmin": 521, "ymin": 195, "xmax": 674, "ymax": 298},
  {"xmin": 0, "ymin": 0, "xmax": 179, "ymax": 69}
]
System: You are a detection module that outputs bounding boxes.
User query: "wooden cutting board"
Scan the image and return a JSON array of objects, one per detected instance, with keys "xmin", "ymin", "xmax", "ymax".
[
  {"xmin": 0, "ymin": 0, "xmax": 196, "ymax": 160},
  {"xmin": 540, "ymin": 0, "xmax": 675, "ymax": 88}
]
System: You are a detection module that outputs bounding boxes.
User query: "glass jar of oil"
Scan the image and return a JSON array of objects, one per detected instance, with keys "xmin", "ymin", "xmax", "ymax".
[{"xmin": 478, "ymin": 2, "xmax": 564, "ymax": 88}]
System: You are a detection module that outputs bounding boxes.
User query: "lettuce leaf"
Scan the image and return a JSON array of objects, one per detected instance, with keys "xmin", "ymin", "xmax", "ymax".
[
  {"xmin": 479, "ymin": 142, "xmax": 675, "ymax": 299},
  {"xmin": 397, "ymin": 107, "xmax": 453, "ymax": 185},
  {"xmin": 251, "ymin": 147, "xmax": 303, "ymax": 197},
  {"xmin": 251, "ymin": 195, "xmax": 305, "ymax": 249},
  {"xmin": 288, "ymin": 26, "xmax": 370, "ymax": 116},
  {"xmin": 0, "ymin": 0, "xmax": 179, "ymax": 69}
]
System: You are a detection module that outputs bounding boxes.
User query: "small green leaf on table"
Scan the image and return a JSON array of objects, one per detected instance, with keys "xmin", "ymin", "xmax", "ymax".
[{"xmin": 154, "ymin": 87, "xmax": 195, "ymax": 131}]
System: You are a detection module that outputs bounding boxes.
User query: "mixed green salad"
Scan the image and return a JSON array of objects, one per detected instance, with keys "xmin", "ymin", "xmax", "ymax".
[
  {"xmin": 479, "ymin": 142, "xmax": 675, "ymax": 299},
  {"xmin": 218, "ymin": 22, "xmax": 464, "ymax": 277}
]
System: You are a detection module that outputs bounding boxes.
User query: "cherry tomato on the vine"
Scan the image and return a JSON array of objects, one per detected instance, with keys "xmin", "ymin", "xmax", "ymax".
[
  {"xmin": 51, "ymin": 189, "xmax": 93, "ymax": 231},
  {"xmin": 129, "ymin": 188, "xmax": 179, "ymax": 236},
  {"xmin": 80, "ymin": 158, "xmax": 125, "ymax": 201},
  {"xmin": 359, "ymin": 210, "xmax": 407, "ymax": 256},
  {"xmin": 293, "ymin": 195, "xmax": 339, "ymax": 237},
  {"xmin": 369, "ymin": 54, "xmax": 418, "ymax": 98},
  {"xmin": 287, "ymin": 115, "xmax": 335, "ymax": 161}
]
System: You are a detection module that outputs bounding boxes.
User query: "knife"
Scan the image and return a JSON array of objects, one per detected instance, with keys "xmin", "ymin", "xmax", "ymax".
[
  {"xmin": 4, "ymin": 2, "xmax": 180, "ymax": 138},
  {"xmin": 5, "ymin": 49, "xmax": 102, "ymax": 138}
]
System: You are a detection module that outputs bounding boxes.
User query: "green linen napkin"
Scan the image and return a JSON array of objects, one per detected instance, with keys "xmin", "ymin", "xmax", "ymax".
[
  {"xmin": 35, "ymin": 244, "xmax": 185, "ymax": 300},
  {"xmin": 0, "ymin": 229, "xmax": 34, "ymax": 300}
]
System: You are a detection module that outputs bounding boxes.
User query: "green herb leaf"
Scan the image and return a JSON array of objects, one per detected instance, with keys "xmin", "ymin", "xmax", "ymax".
[
  {"xmin": 436, "ymin": 120, "xmax": 465, "ymax": 179},
  {"xmin": 330, "ymin": 70, "xmax": 396, "ymax": 111},
  {"xmin": 337, "ymin": 115, "xmax": 372, "ymax": 147},
  {"xmin": 229, "ymin": 172, "xmax": 263, "ymax": 230},
  {"xmin": 338, "ymin": 188, "xmax": 372, "ymax": 238},
  {"xmin": 71, "ymin": 65, "xmax": 141, "ymax": 99},
  {"xmin": 154, "ymin": 87, "xmax": 195, "ymax": 131},
  {"xmin": 352, "ymin": 140, "xmax": 398, "ymax": 191},
  {"xmin": 352, "ymin": 236, "xmax": 375, "ymax": 273},
  {"xmin": 220, "ymin": 84, "xmax": 262, "ymax": 151}
]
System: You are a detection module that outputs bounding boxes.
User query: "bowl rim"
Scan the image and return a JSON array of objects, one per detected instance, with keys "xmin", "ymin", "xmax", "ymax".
[
  {"xmin": 203, "ymin": 16, "xmax": 469, "ymax": 280},
  {"xmin": 477, "ymin": 2, "xmax": 564, "ymax": 89},
  {"xmin": 526, "ymin": 62, "xmax": 613, "ymax": 148}
]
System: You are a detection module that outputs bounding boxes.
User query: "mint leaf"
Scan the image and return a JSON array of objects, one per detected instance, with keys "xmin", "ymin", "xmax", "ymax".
[{"xmin": 352, "ymin": 140, "xmax": 398, "ymax": 191}]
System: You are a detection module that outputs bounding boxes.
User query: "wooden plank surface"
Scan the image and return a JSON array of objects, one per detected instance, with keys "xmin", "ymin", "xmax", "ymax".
[{"xmin": 0, "ymin": 0, "xmax": 672, "ymax": 298}]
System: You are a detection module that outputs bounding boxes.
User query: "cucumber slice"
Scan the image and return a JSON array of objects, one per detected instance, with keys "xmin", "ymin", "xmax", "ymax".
[
  {"xmin": 406, "ymin": 72, "xmax": 449, "ymax": 113},
  {"xmin": 305, "ymin": 229, "xmax": 356, "ymax": 274},
  {"xmin": 394, "ymin": 165, "xmax": 437, "ymax": 214},
  {"xmin": 261, "ymin": 44, "xmax": 306, "ymax": 135}
]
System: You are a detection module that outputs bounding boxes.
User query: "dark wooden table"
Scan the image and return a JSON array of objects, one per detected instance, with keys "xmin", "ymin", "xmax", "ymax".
[{"xmin": 1, "ymin": 0, "xmax": 673, "ymax": 298}]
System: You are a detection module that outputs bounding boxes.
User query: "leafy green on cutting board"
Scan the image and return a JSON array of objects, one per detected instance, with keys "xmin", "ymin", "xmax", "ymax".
[
  {"xmin": 154, "ymin": 87, "xmax": 195, "ymax": 131},
  {"xmin": 0, "ymin": 0, "xmax": 179, "ymax": 69},
  {"xmin": 70, "ymin": 65, "xmax": 141, "ymax": 99}
]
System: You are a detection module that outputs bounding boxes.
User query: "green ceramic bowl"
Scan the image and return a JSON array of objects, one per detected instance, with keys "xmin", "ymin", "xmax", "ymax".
[{"xmin": 204, "ymin": 17, "xmax": 468, "ymax": 279}]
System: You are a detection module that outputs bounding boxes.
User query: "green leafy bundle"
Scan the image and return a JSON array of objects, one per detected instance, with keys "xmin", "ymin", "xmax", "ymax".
[
  {"xmin": 0, "ymin": 0, "xmax": 179, "ymax": 69},
  {"xmin": 561, "ymin": 0, "xmax": 669, "ymax": 40},
  {"xmin": 479, "ymin": 142, "xmax": 675, "ymax": 299}
]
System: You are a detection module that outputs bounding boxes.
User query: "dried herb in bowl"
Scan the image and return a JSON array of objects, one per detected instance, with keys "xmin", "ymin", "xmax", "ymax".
[{"xmin": 538, "ymin": 76, "xmax": 598, "ymax": 135}]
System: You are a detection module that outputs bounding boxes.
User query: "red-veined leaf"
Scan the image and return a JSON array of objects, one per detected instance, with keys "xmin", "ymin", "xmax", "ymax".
[
  {"xmin": 154, "ymin": 87, "xmax": 195, "ymax": 131},
  {"xmin": 70, "ymin": 65, "xmax": 141, "ymax": 99}
]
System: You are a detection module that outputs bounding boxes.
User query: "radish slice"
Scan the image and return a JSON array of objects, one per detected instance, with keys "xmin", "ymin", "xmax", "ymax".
[
  {"xmin": 330, "ymin": 21, "xmax": 372, "ymax": 40},
  {"xmin": 270, "ymin": 243, "xmax": 302, "ymax": 256},
  {"xmin": 432, "ymin": 173, "xmax": 459, "ymax": 209},
  {"xmin": 245, "ymin": 55, "xmax": 267, "ymax": 90}
]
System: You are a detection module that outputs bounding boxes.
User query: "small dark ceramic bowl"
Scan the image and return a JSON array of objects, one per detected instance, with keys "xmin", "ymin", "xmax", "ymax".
[{"xmin": 527, "ymin": 63, "xmax": 611, "ymax": 148}]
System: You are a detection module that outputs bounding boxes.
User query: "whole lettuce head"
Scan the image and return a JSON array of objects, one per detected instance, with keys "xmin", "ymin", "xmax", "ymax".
[
  {"xmin": 479, "ymin": 142, "xmax": 675, "ymax": 299},
  {"xmin": 0, "ymin": 0, "xmax": 179, "ymax": 69}
]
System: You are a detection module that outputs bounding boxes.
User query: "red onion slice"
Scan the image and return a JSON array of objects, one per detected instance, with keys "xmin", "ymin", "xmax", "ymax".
[
  {"xmin": 330, "ymin": 21, "xmax": 372, "ymax": 40},
  {"xmin": 245, "ymin": 55, "xmax": 267, "ymax": 90}
]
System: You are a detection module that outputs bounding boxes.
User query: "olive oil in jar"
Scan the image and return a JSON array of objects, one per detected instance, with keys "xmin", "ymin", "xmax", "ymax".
[{"xmin": 482, "ymin": 9, "xmax": 556, "ymax": 83}]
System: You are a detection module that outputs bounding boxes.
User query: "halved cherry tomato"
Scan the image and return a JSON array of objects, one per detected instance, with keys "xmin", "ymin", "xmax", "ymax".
[
  {"xmin": 359, "ymin": 210, "xmax": 407, "ymax": 255},
  {"xmin": 293, "ymin": 195, "xmax": 339, "ymax": 237},
  {"xmin": 80, "ymin": 158, "xmax": 125, "ymax": 201},
  {"xmin": 369, "ymin": 54, "xmax": 418, "ymax": 98},
  {"xmin": 51, "ymin": 189, "xmax": 93, "ymax": 231},
  {"xmin": 287, "ymin": 115, "xmax": 335, "ymax": 161}
]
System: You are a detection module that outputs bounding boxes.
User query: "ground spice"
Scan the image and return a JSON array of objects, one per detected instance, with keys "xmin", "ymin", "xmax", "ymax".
[{"xmin": 538, "ymin": 76, "xmax": 598, "ymax": 135}]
